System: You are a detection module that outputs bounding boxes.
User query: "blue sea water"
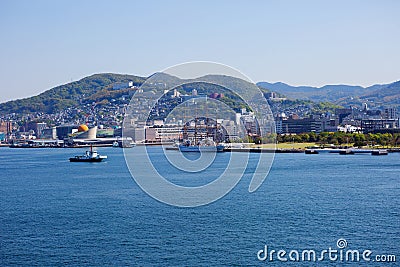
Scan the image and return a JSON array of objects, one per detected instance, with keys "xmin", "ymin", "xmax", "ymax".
[{"xmin": 0, "ymin": 147, "xmax": 399, "ymax": 266}]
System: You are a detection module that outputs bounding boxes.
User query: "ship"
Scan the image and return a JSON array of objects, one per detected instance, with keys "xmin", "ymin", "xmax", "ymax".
[
  {"xmin": 178, "ymin": 114, "xmax": 225, "ymax": 152},
  {"xmin": 179, "ymin": 138, "xmax": 225, "ymax": 152},
  {"xmin": 69, "ymin": 146, "xmax": 107, "ymax": 162}
]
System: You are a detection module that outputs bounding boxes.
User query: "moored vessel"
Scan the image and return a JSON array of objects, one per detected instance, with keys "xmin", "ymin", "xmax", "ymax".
[
  {"xmin": 179, "ymin": 139, "xmax": 225, "ymax": 152},
  {"xmin": 339, "ymin": 149, "xmax": 355, "ymax": 155},
  {"xmin": 305, "ymin": 149, "xmax": 319, "ymax": 154},
  {"xmin": 371, "ymin": 149, "xmax": 388, "ymax": 156}
]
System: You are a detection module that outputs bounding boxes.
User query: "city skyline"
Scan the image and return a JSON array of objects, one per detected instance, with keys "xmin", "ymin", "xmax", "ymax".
[{"xmin": 1, "ymin": 1, "xmax": 399, "ymax": 103}]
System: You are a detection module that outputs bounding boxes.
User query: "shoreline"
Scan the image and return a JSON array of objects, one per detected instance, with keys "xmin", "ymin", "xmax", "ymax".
[{"xmin": 2, "ymin": 143, "xmax": 400, "ymax": 153}]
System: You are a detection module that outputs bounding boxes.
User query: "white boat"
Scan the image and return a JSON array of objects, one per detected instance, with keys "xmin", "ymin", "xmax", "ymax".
[
  {"xmin": 305, "ymin": 149, "xmax": 319, "ymax": 154},
  {"xmin": 339, "ymin": 149, "xmax": 355, "ymax": 155},
  {"xmin": 113, "ymin": 139, "xmax": 136, "ymax": 148},
  {"xmin": 371, "ymin": 149, "xmax": 388, "ymax": 156}
]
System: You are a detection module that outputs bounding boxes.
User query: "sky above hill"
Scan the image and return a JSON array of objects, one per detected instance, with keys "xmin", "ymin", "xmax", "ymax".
[{"xmin": 0, "ymin": 0, "xmax": 399, "ymax": 103}]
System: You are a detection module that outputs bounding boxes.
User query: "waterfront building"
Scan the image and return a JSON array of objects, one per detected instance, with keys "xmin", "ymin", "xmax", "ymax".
[
  {"xmin": 384, "ymin": 108, "xmax": 398, "ymax": 119},
  {"xmin": 360, "ymin": 119, "xmax": 398, "ymax": 133},
  {"xmin": 281, "ymin": 118, "xmax": 316, "ymax": 134},
  {"xmin": 56, "ymin": 125, "xmax": 77, "ymax": 139},
  {"xmin": 220, "ymin": 120, "xmax": 240, "ymax": 141},
  {"xmin": 134, "ymin": 127, "xmax": 146, "ymax": 142},
  {"xmin": 337, "ymin": 124, "xmax": 361, "ymax": 133},
  {"xmin": 276, "ymin": 116, "xmax": 338, "ymax": 135},
  {"xmin": 145, "ymin": 126, "xmax": 182, "ymax": 142},
  {"xmin": 41, "ymin": 127, "xmax": 57, "ymax": 139},
  {"xmin": 74, "ymin": 126, "xmax": 97, "ymax": 139},
  {"xmin": 335, "ymin": 108, "xmax": 353, "ymax": 124},
  {"xmin": 26, "ymin": 122, "xmax": 47, "ymax": 138}
]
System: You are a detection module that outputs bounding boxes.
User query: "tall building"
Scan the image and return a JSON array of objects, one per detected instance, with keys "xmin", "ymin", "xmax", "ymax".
[
  {"xmin": 26, "ymin": 122, "xmax": 47, "ymax": 138},
  {"xmin": 0, "ymin": 121, "xmax": 14, "ymax": 135},
  {"xmin": 221, "ymin": 120, "xmax": 239, "ymax": 141},
  {"xmin": 361, "ymin": 119, "xmax": 398, "ymax": 133},
  {"xmin": 335, "ymin": 108, "xmax": 353, "ymax": 124},
  {"xmin": 277, "ymin": 117, "xmax": 335, "ymax": 134},
  {"xmin": 384, "ymin": 108, "xmax": 397, "ymax": 119}
]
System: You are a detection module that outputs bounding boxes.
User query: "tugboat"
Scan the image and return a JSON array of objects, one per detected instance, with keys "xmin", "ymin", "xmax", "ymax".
[{"xmin": 69, "ymin": 146, "xmax": 107, "ymax": 162}]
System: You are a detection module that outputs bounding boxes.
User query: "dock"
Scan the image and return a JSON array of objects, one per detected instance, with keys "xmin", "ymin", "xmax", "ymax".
[{"xmin": 165, "ymin": 147, "xmax": 303, "ymax": 153}]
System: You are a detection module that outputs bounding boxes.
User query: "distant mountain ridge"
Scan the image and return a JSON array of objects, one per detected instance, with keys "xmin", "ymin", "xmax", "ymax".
[
  {"xmin": 257, "ymin": 81, "xmax": 399, "ymax": 109},
  {"xmin": 359, "ymin": 80, "xmax": 400, "ymax": 106},
  {"xmin": 0, "ymin": 73, "xmax": 398, "ymax": 115}
]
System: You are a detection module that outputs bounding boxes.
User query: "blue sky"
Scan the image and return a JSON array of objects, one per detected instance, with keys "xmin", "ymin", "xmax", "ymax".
[{"xmin": 0, "ymin": 0, "xmax": 399, "ymax": 102}]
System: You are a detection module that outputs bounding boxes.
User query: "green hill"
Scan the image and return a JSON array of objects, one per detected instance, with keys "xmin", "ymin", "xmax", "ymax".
[{"xmin": 0, "ymin": 73, "xmax": 145, "ymax": 114}]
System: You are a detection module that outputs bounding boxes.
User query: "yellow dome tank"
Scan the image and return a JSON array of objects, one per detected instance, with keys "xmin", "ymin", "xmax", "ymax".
[{"xmin": 77, "ymin": 124, "xmax": 89, "ymax": 132}]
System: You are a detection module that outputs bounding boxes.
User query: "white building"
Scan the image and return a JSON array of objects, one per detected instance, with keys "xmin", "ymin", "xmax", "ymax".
[{"xmin": 113, "ymin": 81, "xmax": 134, "ymax": 90}]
